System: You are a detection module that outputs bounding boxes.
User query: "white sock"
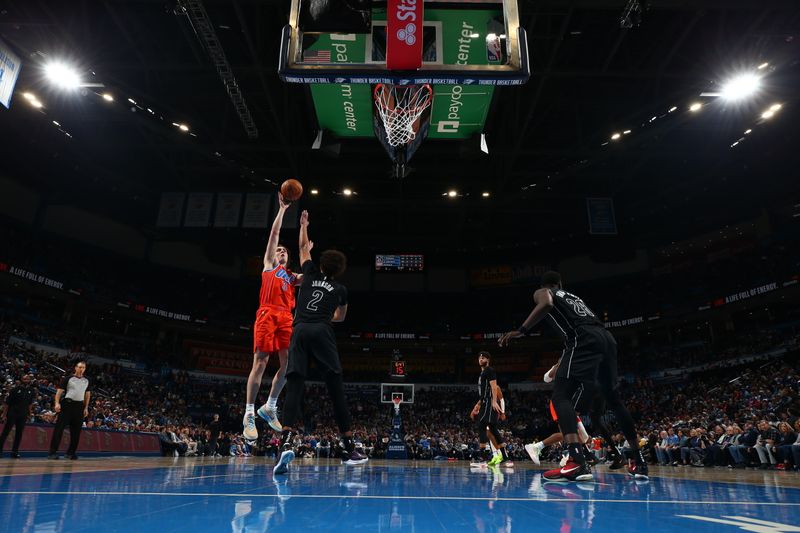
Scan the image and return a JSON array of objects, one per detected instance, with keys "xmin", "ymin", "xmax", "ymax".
[
  {"xmin": 245, "ymin": 404, "xmax": 255, "ymax": 414},
  {"xmin": 267, "ymin": 397, "xmax": 277, "ymax": 409}
]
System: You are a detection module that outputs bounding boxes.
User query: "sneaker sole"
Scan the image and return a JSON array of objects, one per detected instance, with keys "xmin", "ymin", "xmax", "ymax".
[
  {"xmin": 256, "ymin": 407, "xmax": 283, "ymax": 432},
  {"xmin": 344, "ymin": 458, "xmax": 369, "ymax": 466},
  {"xmin": 273, "ymin": 450, "xmax": 295, "ymax": 476}
]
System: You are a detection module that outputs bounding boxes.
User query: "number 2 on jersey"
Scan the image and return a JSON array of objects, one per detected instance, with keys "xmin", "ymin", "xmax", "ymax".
[{"xmin": 306, "ymin": 290, "xmax": 324, "ymax": 311}]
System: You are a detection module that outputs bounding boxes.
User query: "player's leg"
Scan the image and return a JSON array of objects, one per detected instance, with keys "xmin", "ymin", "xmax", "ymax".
[
  {"xmin": 312, "ymin": 324, "xmax": 366, "ymax": 465},
  {"xmin": 244, "ymin": 350, "xmax": 270, "ymax": 441},
  {"xmin": 544, "ymin": 376, "xmax": 594, "ymax": 481},
  {"xmin": 258, "ymin": 346, "xmax": 288, "ymax": 432},
  {"xmin": 486, "ymin": 423, "xmax": 510, "ymax": 466},
  {"xmin": 525, "ymin": 401, "xmax": 564, "ymax": 464},
  {"xmin": 471, "ymin": 420, "xmax": 492, "ymax": 467},
  {"xmin": 597, "ymin": 331, "xmax": 648, "ymax": 479},
  {"xmin": 274, "ymin": 327, "xmax": 308, "ymax": 476}
]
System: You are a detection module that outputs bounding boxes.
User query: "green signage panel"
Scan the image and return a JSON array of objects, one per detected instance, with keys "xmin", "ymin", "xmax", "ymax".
[{"xmin": 309, "ymin": 9, "xmax": 501, "ymax": 139}]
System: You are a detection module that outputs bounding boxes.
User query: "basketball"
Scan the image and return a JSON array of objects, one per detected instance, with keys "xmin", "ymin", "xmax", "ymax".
[{"xmin": 280, "ymin": 179, "xmax": 303, "ymax": 202}]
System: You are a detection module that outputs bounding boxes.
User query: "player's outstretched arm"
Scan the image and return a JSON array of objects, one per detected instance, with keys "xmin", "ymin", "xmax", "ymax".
[
  {"xmin": 498, "ymin": 288, "xmax": 554, "ymax": 346},
  {"xmin": 298, "ymin": 210, "xmax": 313, "ymax": 266},
  {"xmin": 263, "ymin": 193, "xmax": 291, "ymax": 269}
]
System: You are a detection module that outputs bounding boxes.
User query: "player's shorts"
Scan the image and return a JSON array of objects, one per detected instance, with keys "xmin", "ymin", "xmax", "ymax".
[
  {"xmin": 549, "ymin": 399, "xmax": 585, "ymax": 422},
  {"xmin": 253, "ymin": 306, "xmax": 293, "ymax": 353},
  {"xmin": 477, "ymin": 400, "xmax": 500, "ymax": 426},
  {"xmin": 555, "ymin": 325, "xmax": 617, "ymax": 386},
  {"xmin": 286, "ymin": 322, "xmax": 341, "ymax": 378}
]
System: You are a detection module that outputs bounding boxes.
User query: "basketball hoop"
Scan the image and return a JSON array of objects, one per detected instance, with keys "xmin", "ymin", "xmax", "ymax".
[
  {"xmin": 374, "ymin": 83, "xmax": 433, "ymax": 147},
  {"xmin": 391, "ymin": 394, "xmax": 403, "ymax": 414}
]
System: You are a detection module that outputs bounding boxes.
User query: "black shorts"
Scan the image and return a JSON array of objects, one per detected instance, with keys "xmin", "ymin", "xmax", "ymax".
[
  {"xmin": 477, "ymin": 401, "xmax": 500, "ymax": 426},
  {"xmin": 286, "ymin": 322, "xmax": 341, "ymax": 378},
  {"xmin": 556, "ymin": 325, "xmax": 619, "ymax": 393}
]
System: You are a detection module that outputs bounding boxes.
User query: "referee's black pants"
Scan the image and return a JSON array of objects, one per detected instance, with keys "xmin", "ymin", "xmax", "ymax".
[
  {"xmin": 0, "ymin": 412, "xmax": 28, "ymax": 454},
  {"xmin": 49, "ymin": 401, "xmax": 84, "ymax": 456}
]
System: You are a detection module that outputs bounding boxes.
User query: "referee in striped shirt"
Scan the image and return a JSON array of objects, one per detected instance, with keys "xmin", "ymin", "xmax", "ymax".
[{"xmin": 48, "ymin": 361, "xmax": 91, "ymax": 460}]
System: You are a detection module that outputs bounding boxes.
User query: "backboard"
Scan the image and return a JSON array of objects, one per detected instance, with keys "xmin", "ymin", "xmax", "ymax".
[
  {"xmin": 279, "ymin": 0, "xmax": 529, "ymax": 86},
  {"xmin": 278, "ymin": 0, "xmax": 529, "ymax": 173}
]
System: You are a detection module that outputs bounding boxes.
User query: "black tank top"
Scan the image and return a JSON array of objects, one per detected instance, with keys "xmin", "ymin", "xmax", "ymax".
[{"xmin": 546, "ymin": 288, "xmax": 604, "ymax": 340}]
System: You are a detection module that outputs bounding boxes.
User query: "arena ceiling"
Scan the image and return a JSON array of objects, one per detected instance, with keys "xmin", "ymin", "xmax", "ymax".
[{"xmin": 1, "ymin": 0, "xmax": 799, "ymax": 257}]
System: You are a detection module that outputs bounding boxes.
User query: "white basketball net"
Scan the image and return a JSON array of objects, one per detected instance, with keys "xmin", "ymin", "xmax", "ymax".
[
  {"xmin": 374, "ymin": 83, "xmax": 433, "ymax": 147},
  {"xmin": 392, "ymin": 397, "xmax": 402, "ymax": 414}
]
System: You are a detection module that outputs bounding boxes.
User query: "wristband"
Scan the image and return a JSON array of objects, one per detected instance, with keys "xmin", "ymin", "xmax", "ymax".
[{"xmin": 518, "ymin": 325, "xmax": 530, "ymax": 335}]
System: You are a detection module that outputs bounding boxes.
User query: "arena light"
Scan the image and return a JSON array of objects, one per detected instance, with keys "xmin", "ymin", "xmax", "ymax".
[
  {"xmin": 757, "ymin": 62, "xmax": 769, "ymax": 70},
  {"xmin": 689, "ymin": 102, "xmax": 702, "ymax": 112},
  {"xmin": 481, "ymin": 191, "xmax": 491, "ymax": 197},
  {"xmin": 27, "ymin": 97, "xmax": 43, "ymax": 108},
  {"xmin": 761, "ymin": 110, "xmax": 775, "ymax": 119},
  {"xmin": 721, "ymin": 73, "xmax": 761, "ymax": 101},
  {"xmin": 52, "ymin": 120, "xmax": 60, "ymax": 126},
  {"xmin": 610, "ymin": 132, "xmax": 621, "ymax": 140},
  {"xmin": 178, "ymin": 124, "xmax": 189, "ymax": 132},
  {"xmin": 128, "ymin": 98, "xmax": 136, "ymax": 104},
  {"xmin": 744, "ymin": 129, "xmax": 752, "ymax": 135},
  {"xmin": 769, "ymin": 103, "xmax": 782, "ymax": 112},
  {"xmin": 447, "ymin": 190, "xmax": 458, "ymax": 197},
  {"xmin": 623, "ymin": 130, "xmax": 631, "ymax": 135},
  {"xmin": 668, "ymin": 106, "xmax": 677, "ymax": 113},
  {"xmin": 22, "ymin": 92, "xmax": 36, "ymax": 101},
  {"xmin": 44, "ymin": 62, "xmax": 82, "ymax": 90},
  {"xmin": 343, "ymin": 188, "xmax": 353, "ymax": 196},
  {"xmin": 102, "ymin": 93, "xmax": 114, "ymax": 102},
  {"xmin": 310, "ymin": 189, "xmax": 319, "ymax": 195}
]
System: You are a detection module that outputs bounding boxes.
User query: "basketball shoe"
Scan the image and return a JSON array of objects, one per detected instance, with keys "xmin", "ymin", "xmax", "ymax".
[
  {"xmin": 342, "ymin": 449, "xmax": 369, "ymax": 465},
  {"xmin": 257, "ymin": 404, "xmax": 283, "ymax": 432},
  {"xmin": 627, "ymin": 459, "xmax": 649, "ymax": 480},
  {"xmin": 273, "ymin": 449, "xmax": 295, "ymax": 476},
  {"xmin": 543, "ymin": 460, "xmax": 593, "ymax": 482},
  {"xmin": 243, "ymin": 412, "xmax": 258, "ymax": 442},
  {"xmin": 524, "ymin": 442, "xmax": 544, "ymax": 465}
]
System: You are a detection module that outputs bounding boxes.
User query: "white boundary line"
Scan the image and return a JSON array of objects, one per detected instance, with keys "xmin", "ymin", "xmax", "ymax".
[{"xmin": 0, "ymin": 491, "xmax": 798, "ymax": 505}]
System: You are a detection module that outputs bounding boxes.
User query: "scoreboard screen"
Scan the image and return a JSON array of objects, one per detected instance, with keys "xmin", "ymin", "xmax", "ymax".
[{"xmin": 375, "ymin": 254, "xmax": 424, "ymax": 272}]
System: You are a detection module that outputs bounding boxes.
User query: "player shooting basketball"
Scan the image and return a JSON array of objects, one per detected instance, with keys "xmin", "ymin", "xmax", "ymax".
[{"xmin": 243, "ymin": 193, "xmax": 303, "ymax": 442}]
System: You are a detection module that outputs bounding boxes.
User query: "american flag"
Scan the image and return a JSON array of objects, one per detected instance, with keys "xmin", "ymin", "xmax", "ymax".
[{"xmin": 304, "ymin": 49, "xmax": 331, "ymax": 64}]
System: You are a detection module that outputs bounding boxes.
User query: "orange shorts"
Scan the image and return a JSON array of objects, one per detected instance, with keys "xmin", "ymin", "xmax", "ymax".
[
  {"xmin": 253, "ymin": 307, "xmax": 293, "ymax": 353},
  {"xmin": 549, "ymin": 400, "xmax": 583, "ymax": 425}
]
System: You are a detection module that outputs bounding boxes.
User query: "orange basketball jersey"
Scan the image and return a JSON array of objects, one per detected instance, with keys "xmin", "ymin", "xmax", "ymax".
[{"xmin": 258, "ymin": 265, "xmax": 298, "ymax": 310}]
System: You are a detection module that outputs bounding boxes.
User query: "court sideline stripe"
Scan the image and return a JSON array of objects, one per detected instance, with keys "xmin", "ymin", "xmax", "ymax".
[{"xmin": 0, "ymin": 491, "xmax": 798, "ymax": 505}]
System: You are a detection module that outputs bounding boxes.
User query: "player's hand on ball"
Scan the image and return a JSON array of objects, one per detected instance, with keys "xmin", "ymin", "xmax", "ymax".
[
  {"xmin": 498, "ymin": 330, "xmax": 522, "ymax": 347},
  {"xmin": 278, "ymin": 192, "xmax": 290, "ymax": 209},
  {"xmin": 300, "ymin": 210, "xmax": 309, "ymax": 227}
]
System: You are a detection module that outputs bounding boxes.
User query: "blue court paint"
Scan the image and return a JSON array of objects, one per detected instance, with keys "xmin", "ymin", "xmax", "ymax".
[{"xmin": 0, "ymin": 461, "xmax": 798, "ymax": 532}]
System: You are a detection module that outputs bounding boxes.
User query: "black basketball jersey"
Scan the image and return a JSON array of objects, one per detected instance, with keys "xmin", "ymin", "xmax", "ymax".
[
  {"xmin": 293, "ymin": 260, "xmax": 348, "ymax": 326},
  {"xmin": 478, "ymin": 366, "xmax": 496, "ymax": 404},
  {"xmin": 546, "ymin": 288, "xmax": 604, "ymax": 340}
]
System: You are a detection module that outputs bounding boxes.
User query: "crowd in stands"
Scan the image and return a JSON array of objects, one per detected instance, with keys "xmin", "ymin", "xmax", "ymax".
[{"xmin": 2, "ymin": 316, "xmax": 800, "ymax": 471}]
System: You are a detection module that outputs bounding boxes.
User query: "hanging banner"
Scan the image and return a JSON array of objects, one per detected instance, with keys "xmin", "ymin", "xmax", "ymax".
[
  {"xmin": 242, "ymin": 193, "xmax": 272, "ymax": 228},
  {"xmin": 183, "ymin": 193, "xmax": 213, "ymax": 227},
  {"xmin": 156, "ymin": 193, "xmax": 185, "ymax": 228},
  {"xmin": 0, "ymin": 39, "xmax": 22, "ymax": 109},
  {"xmin": 214, "ymin": 193, "xmax": 242, "ymax": 228},
  {"xmin": 587, "ymin": 198, "xmax": 618, "ymax": 235},
  {"xmin": 386, "ymin": 0, "xmax": 424, "ymax": 69}
]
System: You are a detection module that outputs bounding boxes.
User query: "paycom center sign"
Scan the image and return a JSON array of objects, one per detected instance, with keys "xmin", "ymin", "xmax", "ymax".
[{"xmin": 308, "ymin": 9, "xmax": 499, "ymax": 140}]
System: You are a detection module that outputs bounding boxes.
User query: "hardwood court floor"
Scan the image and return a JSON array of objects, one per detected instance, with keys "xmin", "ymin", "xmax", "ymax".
[{"xmin": 0, "ymin": 457, "xmax": 798, "ymax": 532}]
